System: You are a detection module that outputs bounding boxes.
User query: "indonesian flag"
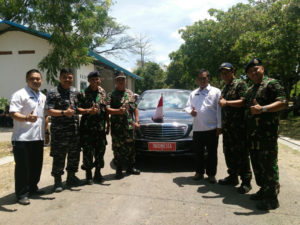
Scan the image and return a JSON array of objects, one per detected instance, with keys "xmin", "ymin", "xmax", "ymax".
[{"xmin": 152, "ymin": 94, "xmax": 164, "ymax": 122}]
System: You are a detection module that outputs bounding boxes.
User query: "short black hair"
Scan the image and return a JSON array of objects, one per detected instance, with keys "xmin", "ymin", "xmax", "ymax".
[
  {"xmin": 26, "ymin": 69, "xmax": 41, "ymax": 79},
  {"xmin": 198, "ymin": 69, "xmax": 210, "ymax": 77},
  {"xmin": 60, "ymin": 68, "xmax": 73, "ymax": 76}
]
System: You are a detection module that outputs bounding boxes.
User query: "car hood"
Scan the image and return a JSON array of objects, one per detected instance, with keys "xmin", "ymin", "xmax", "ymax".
[{"xmin": 138, "ymin": 109, "xmax": 193, "ymax": 124}]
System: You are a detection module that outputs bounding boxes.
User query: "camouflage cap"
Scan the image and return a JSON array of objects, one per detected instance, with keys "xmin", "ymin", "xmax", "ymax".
[{"xmin": 114, "ymin": 71, "xmax": 126, "ymax": 79}]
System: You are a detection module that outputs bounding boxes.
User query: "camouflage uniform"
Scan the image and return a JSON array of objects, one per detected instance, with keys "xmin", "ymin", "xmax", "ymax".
[
  {"xmin": 106, "ymin": 88, "xmax": 137, "ymax": 167},
  {"xmin": 78, "ymin": 86, "xmax": 107, "ymax": 171},
  {"xmin": 221, "ymin": 79, "xmax": 252, "ymax": 183},
  {"xmin": 46, "ymin": 84, "xmax": 80, "ymax": 177},
  {"xmin": 245, "ymin": 76, "xmax": 286, "ymax": 198}
]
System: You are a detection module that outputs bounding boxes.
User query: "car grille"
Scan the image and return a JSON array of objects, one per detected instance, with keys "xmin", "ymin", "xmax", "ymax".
[{"xmin": 140, "ymin": 123, "xmax": 188, "ymax": 140}]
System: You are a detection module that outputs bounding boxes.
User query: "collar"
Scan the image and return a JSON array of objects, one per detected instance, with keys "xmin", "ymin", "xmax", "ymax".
[
  {"xmin": 58, "ymin": 83, "xmax": 70, "ymax": 93},
  {"xmin": 198, "ymin": 84, "xmax": 211, "ymax": 93},
  {"xmin": 226, "ymin": 79, "xmax": 235, "ymax": 88},
  {"xmin": 25, "ymin": 85, "xmax": 40, "ymax": 100},
  {"xmin": 254, "ymin": 76, "xmax": 267, "ymax": 87}
]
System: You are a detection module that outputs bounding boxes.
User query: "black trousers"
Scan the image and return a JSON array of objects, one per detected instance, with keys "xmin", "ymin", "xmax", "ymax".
[
  {"xmin": 12, "ymin": 141, "xmax": 44, "ymax": 199},
  {"xmin": 193, "ymin": 129, "xmax": 219, "ymax": 177}
]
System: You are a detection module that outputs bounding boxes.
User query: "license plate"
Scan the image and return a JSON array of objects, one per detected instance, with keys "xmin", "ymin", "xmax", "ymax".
[{"xmin": 148, "ymin": 142, "xmax": 176, "ymax": 151}]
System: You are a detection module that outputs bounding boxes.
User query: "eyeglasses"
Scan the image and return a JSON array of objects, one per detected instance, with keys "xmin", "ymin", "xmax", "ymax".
[{"xmin": 198, "ymin": 77, "xmax": 208, "ymax": 81}]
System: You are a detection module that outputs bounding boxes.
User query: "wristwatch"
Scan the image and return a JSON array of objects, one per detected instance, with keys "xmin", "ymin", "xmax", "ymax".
[{"xmin": 262, "ymin": 106, "xmax": 267, "ymax": 113}]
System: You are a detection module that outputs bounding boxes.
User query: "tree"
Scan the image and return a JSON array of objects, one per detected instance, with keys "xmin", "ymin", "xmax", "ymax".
[
  {"xmin": 0, "ymin": 0, "xmax": 136, "ymax": 84},
  {"xmin": 134, "ymin": 62, "xmax": 167, "ymax": 94},
  {"xmin": 167, "ymin": 0, "xmax": 299, "ymax": 98},
  {"xmin": 130, "ymin": 34, "xmax": 152, "ymax": 69}
]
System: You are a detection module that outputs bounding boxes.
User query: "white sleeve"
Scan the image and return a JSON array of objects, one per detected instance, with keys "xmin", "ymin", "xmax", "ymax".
[{"xmin": 9, "ymin": 92, "xmax": 23, "ymax": 113}]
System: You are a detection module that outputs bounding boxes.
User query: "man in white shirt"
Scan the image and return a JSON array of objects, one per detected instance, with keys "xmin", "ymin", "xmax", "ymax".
[
  {"xmin": 185, "ymin": 69, "xmax": 221, "ymax": 183},
  {"xmin": 9, "ymin": 69, "xmax": 48, "ymax": 205}
]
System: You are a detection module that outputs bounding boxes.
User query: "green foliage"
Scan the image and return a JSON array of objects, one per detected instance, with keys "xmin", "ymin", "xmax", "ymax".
[
  {"xmin": 167, "ymin": 0, "xmax": 300, "ymax": 97},
  {"xmin": 279, "ymin": 114, "xmax": 300, "ymax": 140},
  {"xmin": 0, "ymin": 97, "xmax": 9, "ymax": 111},
  {"xmin": 134, "ymin": 62, "xmax": 167, "ymax": 94},
  {"xmin": 0, "ymin": 0, "xmax": 133, "ymax": 84},
  {"xmin": 290, "ymin": 81, "xmax": 300, "ymax": 98}
]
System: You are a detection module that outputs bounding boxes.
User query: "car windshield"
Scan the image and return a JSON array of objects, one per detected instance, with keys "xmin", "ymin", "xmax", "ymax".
[{"xmin": 138, "ymin": 90, "xmax": 190, "ymax": 110}]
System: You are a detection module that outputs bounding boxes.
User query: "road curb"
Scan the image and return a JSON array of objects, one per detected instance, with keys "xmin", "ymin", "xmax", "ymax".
[
  {"xmin": 0, "ymin": 156, "xmax": 14, "ymax": 165},
  {"xmin": 278, "ymin": 136, "xmax": 300, "ymax": 152}
]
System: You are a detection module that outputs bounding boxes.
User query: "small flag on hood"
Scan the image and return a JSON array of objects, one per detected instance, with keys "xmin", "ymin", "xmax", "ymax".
[{"xmin": 152, "ymin": 94, "xmax": 163, "ymax": 122}]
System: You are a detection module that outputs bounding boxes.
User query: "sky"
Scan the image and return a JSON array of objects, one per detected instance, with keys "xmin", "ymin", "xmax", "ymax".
[{"xmin": 106, "ymin": 0, "xmax": 249, "ymax": 72}]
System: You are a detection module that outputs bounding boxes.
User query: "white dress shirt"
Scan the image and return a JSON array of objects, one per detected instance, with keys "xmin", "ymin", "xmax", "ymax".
[
  {"xmin": 185, "ymin": 84, "xmax": 221, "ymax": 131},
  {"xmin": 10, "ymin": 86, "xmax": 46, "ymax": 141}
]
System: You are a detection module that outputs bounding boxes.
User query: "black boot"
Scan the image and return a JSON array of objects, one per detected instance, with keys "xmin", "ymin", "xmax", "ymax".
[
  {"xmin": 218, "ymin": 175, "xmax": 239, "ymax": 186},
  {"xmin": 126, "ymin": 166, "xmax": 140, "ymax": 175},
  {"xmin": 256, "ymin": 197, "xmax": 280, "ymax": 210},
  {"xmin": 66, "ymin": 172, "xmax": 82, "ymax": 187},
  {"xmin": 86, "ymin": 170, "xmax": 93, "ymax": 185},
  {"xmin": 54, "ymin": 176, "xmax": 63, "ymax": 193},
  {"xmin": 237, "ymin": 182, "xmax": 252, "ymax": 194},
  {"xmin": 94, "ymin": 168, "xmax": 104, "ymax": 183},
  {"xmin": 250, "ymin": 188, "xmax": 265, "ymax": 200},
  {"xmin": 115, "ymin": 166, "xmax": 124, "ymax": 179}
]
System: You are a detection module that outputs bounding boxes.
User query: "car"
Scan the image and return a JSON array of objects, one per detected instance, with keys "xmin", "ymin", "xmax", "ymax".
[{"xmin": 135, "ymin": 89, "xmax": 194, "ymax": 156}]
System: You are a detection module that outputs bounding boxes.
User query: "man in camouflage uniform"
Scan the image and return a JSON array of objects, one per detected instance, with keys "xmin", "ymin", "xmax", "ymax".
[
  {"xmin": 244, "ymin": 58, "xmax": 286, "ymax": 210},
  {"xmin": 46, "ymin": 68, "xmax": 82, "ymax": 192},
  {"xmin": 106, "ymin": 71, "xmax": 140, "ymax": 179},
  {"xmin": 218, "ymin": 63, "xmax": 252, "ymax": 194},
  {"xmin": 78, "ymin": 71, "xmax": 109, "ymax": 184}
]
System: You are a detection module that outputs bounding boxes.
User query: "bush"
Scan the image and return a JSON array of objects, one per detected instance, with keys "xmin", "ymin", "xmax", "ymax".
[{"xmin": 0, "ymin": 98, "xmax": 9, "ymax": 111}]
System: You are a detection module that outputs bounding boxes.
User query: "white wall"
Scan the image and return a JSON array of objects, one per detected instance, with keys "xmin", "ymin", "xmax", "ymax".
[
  {"xmin": 75, "ymin": 64, "xmax": 95, "ymax": 91},
  {"xmin": 0, "ymin": 30, "xmax": 137, "ymax": 99},
  {"xmin": 0, "ymin": 31, "xmax": 54, "ymax": 99}
]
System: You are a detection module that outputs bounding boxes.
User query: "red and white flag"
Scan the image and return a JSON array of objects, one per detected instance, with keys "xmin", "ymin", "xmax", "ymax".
[{"xmin": 152, "ymin": 94, "xmax": 164, "ymax": 122}]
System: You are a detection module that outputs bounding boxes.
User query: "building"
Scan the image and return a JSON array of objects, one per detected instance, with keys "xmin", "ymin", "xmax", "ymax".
[{"xmin": 0, "ymin": 20, "xmax": 141, "ymax": 99}]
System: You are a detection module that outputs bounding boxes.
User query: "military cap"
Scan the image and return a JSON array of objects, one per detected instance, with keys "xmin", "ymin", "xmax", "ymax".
[
  {"xmin": 87, "ymin": 70, "xmax": 100, "ymax": 79},
  {"xmin": 219, "ymin": 62, "xmax": 233, "ymax": 71},
  {"xmin": 245, "ymin": 58, "xmax": 262, "ymax": 73},
  {"xmin": 114, "ymin": 71, "xmax": 126, "ymax": 79}
]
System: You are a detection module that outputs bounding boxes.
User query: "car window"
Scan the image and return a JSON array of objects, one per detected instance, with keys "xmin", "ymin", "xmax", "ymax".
[{"xmin": 138, "ymin": 91, "xmax": 190, "ymax": 110}]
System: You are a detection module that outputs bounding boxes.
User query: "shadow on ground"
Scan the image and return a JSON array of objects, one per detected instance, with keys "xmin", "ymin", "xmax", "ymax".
[
  {"xmin": 173, "ymin": 175, "xmax": 269, "ymax": 216},
  {"xmin": 0, "ymin": 182, "xmax": 94, "ymax": 213},
  {"xmin": 134, "ymin": 155, "xmax": 194, "ymax": 173}
]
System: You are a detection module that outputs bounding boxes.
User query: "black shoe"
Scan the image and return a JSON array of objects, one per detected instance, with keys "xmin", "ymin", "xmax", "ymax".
[
  {"xmin": 66, "ymin": 173, "xmax": 82, "ymax": 187},
  {"xmin": 54, "ymin": 176, "xmax": 63, "ymax": 193},
  {"xmin": 115, "ymin": 167, "xmax": 124, "ymax": 179},
  {"xmin": 256, "ymin": 198, "xmax": 279, "ymax": 210},
  {"xmin": 250, "ymin": 188, "xmax": 265, "ymax": 200},
  {"xmin": 86, "ymin": 170, "xmax": 93, "ymax": 185},
  {"xmin": 29, "ymin": 189, "xmax": 45, "ymax": 196},
  {"xmin": 18, "ymin": 196, "xmax": 30, "ymax": 205},
  {"xmin": 94, "ymin": 170, "xmax": 104, "ymax": 183},
  {"xmin": 193, "ymin": 172, "xmax": 204, "ymax": 180},
  {"xmin": 237, "ymin": 183, "xmax": 252, "ymax": 194},
  {"xmin": 126, "ymin": 167, "xmax": 140, "ymax": 175},
  {"xmin": 209, "ymin": 176, "xmax": 217, "ymax": 184},
  {"xmin": 218, "ymin": 175, "xmax": 239, "ymax": 186}
]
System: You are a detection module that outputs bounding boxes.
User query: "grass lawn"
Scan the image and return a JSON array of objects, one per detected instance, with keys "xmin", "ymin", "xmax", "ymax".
[{"xmin": 279, "ymin": 115, "xmax": 300, "ymax": 140}]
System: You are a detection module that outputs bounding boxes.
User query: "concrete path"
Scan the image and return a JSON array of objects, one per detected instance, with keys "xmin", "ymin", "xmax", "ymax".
[{"xmin": 0, "ymin": 131, "xmax": 300, "ymax": 225}]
